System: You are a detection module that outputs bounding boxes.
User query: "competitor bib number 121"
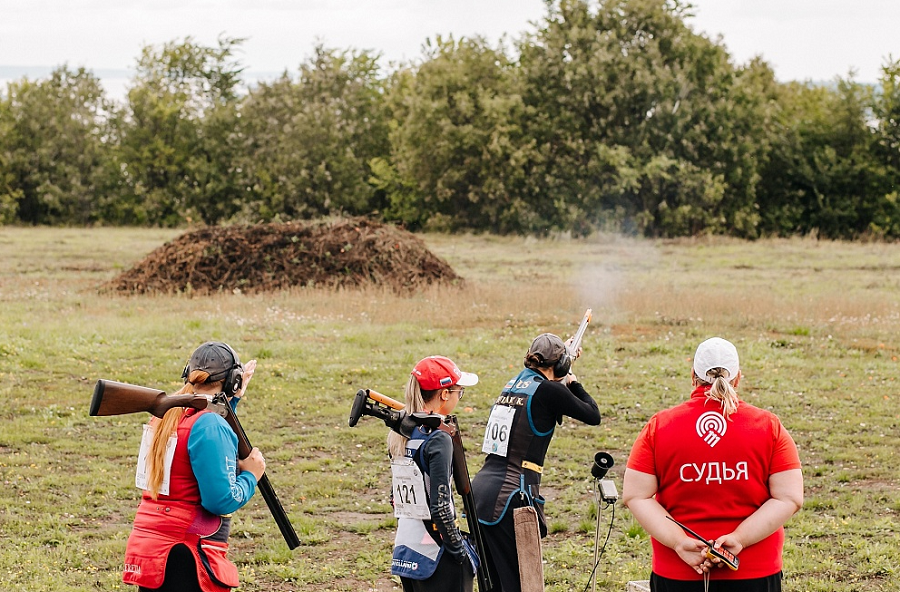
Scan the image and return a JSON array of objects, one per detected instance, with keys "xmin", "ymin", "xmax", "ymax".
[{"xmin": 390, "ymin": 459, "xmax": 430, "ymax": 520}]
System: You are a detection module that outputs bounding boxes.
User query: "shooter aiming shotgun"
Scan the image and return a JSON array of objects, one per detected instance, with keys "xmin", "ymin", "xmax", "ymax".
[
  {"xmin": 470, "ymin": 309, "xmax": 601, "ymax": 592},
  {"xmin": 350, "ymin": 386, "xmax": 495, "ymax": 592},
  {"xmin": 90, "ymin": 376, "xmax": 300, "ymax": 551}
]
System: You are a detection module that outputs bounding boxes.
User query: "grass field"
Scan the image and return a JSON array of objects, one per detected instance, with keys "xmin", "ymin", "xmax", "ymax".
[{"xmin": 1, "ymin": 227, "xmax": 898, "ymax": 591}]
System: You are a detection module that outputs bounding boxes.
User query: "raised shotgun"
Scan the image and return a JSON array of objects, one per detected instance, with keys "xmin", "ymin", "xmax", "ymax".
[{"xmin": 566, "ymin": 308, "xmax": 592, "ymax": 365}]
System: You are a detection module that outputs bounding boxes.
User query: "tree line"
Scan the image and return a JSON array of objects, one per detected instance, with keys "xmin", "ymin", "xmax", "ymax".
[{"xmin": 2, "ymin": 0, "xmax": 899, "ymax": 239}]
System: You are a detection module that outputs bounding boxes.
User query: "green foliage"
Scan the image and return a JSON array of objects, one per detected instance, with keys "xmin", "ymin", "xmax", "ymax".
[
  {"xmin": 0, "ymin": 66, "xmax": 113, "ymax": 224},
  {"xmin": 756, "ymin": 77, "xmax": 889, "ymax": 239},
  {"xmin": 515, "ymin": 0, "xmax": 768, "ymax": 237},
  {"xmin": 112, "ymin": 35, "xmax": 246, "ymax": 226},
  {"xmin": 236, "ymin": 45, "xmax": 390, "ymax": 221},
  {"xmin": 867, "ymin": 58, "xmax": 900, "ymax": 238},
  {"xmin": 1, "ymin": 1, "xmax": 899, "ymax": 238},
  {"xmin": 377, "ymin": 35, "xmax": 531, "ymax": 232}
]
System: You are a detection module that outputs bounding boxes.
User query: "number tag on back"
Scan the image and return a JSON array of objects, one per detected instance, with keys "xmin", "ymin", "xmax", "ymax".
[
  {"xmin": 135, "ymin": 423, "xmax": 176, "ymax": 495},
  {"xmin": 391, "ymin": 458, "xmax": 430, "ymax": 520},
  {"xmin": 482, "ymin": 405, "xmax": 516, "ymax": 456}
]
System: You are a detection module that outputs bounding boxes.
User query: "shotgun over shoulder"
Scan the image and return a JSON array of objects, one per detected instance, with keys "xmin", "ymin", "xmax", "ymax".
[{"xmin": 90, "ymin": 379, "xmax": 210, "ymax": 418}]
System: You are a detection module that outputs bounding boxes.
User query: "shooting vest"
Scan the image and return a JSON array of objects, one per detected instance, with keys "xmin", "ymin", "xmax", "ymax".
[
  {"xmin": 474, "ymin": 368, "xmax": 554, "ymax": 533},
  {"xmin": 391, "ymin": 426, "xmax": 448, "ymax": 580},
  {"xmin": 123, "ymin": 409, "xmax": 239, "ymax": 592}
]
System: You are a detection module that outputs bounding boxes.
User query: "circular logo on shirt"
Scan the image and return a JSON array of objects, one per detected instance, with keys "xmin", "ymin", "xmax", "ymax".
[{"xmin": 696, "ymin": 411, "xmax": 727, "ymax": 447}]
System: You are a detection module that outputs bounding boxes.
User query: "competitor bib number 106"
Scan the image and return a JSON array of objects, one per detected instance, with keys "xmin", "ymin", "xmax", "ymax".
[
  {"xmin": 391, "ymin": 459, "xmax": 430, "ymax": 520},
  {"xmin": 482, "ymin": 405, "xmax": 516, "ymax": 456}
]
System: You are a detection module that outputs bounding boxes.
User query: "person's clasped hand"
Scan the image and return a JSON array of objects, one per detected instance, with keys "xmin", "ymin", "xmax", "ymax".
[
  {"xmin": 674, "ymin": 537, "xmax": 714, "ymax": 575},
  {"xmin": 563, "ymin": 337, "xmax": 583, "ymax": 360},
  {"xmin": 709, "ymin": 533, "xmax": 743, "ymax": 567}
]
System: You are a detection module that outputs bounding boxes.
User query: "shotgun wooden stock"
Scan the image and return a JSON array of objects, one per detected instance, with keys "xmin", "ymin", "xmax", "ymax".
[
  {"xmin": 90, "ymin": 380, "xmax": 210, "ymax": 418},
  {"xmin": 89, "ymin": 379, "xmax": 300, "ymax": 550}
]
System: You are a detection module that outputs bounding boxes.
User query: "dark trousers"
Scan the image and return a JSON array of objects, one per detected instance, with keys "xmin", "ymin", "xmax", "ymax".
[
  {"xmin": 138, "ymin": 544, "xmax": 201, "ymax": 592},
  {"xmin": 651, "ymin": 571, "xmax": 783, "ymax": 592},
  {"xmin": 400, "ymin": 550, "xmax": 474, "ymax": 592},
  {"xmin": 480, "ymin": 512, "xmax": 522, "ymax": 592}
]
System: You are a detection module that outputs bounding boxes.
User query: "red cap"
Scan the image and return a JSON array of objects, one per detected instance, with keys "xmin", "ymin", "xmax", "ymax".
[{"xmin": 411, "ymin": 356, "xmax": 478, "ymax": 391}]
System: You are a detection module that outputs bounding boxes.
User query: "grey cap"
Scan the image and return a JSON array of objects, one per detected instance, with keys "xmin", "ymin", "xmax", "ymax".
[
  {"xmin": 527, "ymin": 333, "xmax": 566, "ymax": 365},
  {"xmin": 185, "ymin": 342, "xmax": 239, "ymax": 383}
]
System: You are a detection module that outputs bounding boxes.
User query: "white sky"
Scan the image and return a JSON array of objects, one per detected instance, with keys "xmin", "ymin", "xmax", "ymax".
[{"xmin": 1, "ymin": 0, "xmax": 898, "ymax": 83}]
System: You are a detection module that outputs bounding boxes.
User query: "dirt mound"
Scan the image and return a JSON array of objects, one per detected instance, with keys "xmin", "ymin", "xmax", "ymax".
[{"xmin": 102, "ymin": 218, "xmax": 462, "ymax": 294}]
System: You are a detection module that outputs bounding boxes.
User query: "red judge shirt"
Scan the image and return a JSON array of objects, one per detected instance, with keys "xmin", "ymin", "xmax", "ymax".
[{"xmin": 626, "ymin": 385, "xmax": 801, "ymax": 581}]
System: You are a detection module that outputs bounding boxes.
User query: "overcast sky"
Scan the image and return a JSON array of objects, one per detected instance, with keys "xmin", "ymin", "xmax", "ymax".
[{"xmin": 1, "ymin": 0, "xmax": 898, "ymax": 83}]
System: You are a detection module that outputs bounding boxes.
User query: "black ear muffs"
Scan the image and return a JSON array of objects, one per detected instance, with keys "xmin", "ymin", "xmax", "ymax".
[
  {"xmin": 552, "ymin": 351, "xmax": 571, "ymax": 379},
  {"xmin": 220, "ymin": 343, "xmax": 244, "ymax": 396},
  {"xmin": 531, "ymin": 350, "xmax": 571, "ymax": 379},
  {"xmin": 182, "ymin": 342, "xmax": 244, "ymax": 396}
]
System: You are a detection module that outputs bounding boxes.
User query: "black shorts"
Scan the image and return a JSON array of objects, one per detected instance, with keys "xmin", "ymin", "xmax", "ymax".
[
  {"xmin": 650, "ymin": 571, "xmax": 782, "ymax": 592},
  {"xmin": 138, "ymin": 544, "xmax": 201, "ymax": 592}
]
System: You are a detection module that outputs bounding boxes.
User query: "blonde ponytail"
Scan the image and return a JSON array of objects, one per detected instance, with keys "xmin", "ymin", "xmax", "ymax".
[
  {"xmin": 145, "ymin": 408, "xmax": 183, "ymax": 499},
  {"xmin": 387, "ymin": 375, "xmax": 435, "ymax": 459},
  {"xmin": 702, "ymin": 367, "xmax": 739, "ymax": 420},
  {"xmin": 145, "ymin": 369, "xmax": 211, "ymax": 499}
]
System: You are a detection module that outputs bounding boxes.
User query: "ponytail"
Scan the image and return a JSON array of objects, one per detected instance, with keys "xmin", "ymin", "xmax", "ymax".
[
  {"xmin": 145, "ymin": 369, "xmax": 211, "ymax": 499},
  {"xmin": 387, "ymin": 375, "xmax": 438, "ymax": 459},
  {"xmin": 524, "ymin": 352, "xmax": 544, "ymax": 370},
  {"xmin": 701, "ymin": 367, "xmax": 739, "ymax": 420},
  {"xmin": 145, "ymin": 408, "xmax": 183, "ymax": 499}
]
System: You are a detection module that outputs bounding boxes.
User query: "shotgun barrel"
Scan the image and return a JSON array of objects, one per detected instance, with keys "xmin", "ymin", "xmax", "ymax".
[
  {"xmin": 440, "ymin": 415, "xmax": 495, "ymax": 592},
  {"xmin": 215, "ymin": 395, "xmax": 301, "ymax": 550},
  {"xmin": 566, "ymin": 308, "xmax": 593, "ymax": 364}
]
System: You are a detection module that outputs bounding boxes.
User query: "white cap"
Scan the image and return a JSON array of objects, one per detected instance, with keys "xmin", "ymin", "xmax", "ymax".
[{"xmin": 693, "ymin": 337, "xmax": 740, "ymax": 384}]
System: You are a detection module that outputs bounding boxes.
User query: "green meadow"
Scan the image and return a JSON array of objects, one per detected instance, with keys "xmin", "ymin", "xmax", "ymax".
[{"xmin": 0, "ymin": 227, "xmax": 898, "ymax": 591}]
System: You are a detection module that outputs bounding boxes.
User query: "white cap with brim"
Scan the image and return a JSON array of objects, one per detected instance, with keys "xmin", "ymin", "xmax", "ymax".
[
  {"xmin": 456, "ymin": 371, "xmax": 479, "ymax": 387},
  {"xmin": 693, "ymin": 337, "xmax": 740, "ymax": 384}
]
